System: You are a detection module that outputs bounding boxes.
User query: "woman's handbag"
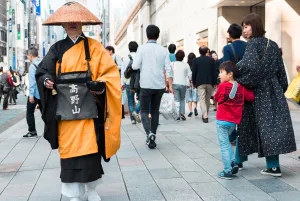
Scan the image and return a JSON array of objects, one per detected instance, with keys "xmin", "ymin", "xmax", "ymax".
[{"xmin": 285, "ymin": 72, "xmax": 300, "ymax": 103}]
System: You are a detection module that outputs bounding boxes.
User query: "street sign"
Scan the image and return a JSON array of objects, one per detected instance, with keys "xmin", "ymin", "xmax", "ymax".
[
  {"xmin": 9, "ymin": 19, "xmax": 12, "ymax": 32},
  {"xmin": 17, "ymin": 24, "xmax": 21, "ymax": 40},
  {"xmin": 35, "ymin": 0, "xmax": 41, "ymax": 16},
  {"xmin": 12, "ymin": 9, "xmax": 15, "ymax": 25}
]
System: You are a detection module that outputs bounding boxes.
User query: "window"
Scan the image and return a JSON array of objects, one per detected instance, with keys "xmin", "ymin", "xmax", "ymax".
[{"xmin": 196, "ymin": 29, "xmax": 208, "ymax": 47}]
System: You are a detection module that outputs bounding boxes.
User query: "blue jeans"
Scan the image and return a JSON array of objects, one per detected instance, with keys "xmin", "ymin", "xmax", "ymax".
[
  {"xmin": 126, "ymin": 84, "xmax": 140, "ymax": 121},
  {"xmin": 216, "ymin": 123, "xmax": 236, "ymax": 173},
  {"xmin": 235, "ymin": 138, "xmax": 279, "ymax": 168}
]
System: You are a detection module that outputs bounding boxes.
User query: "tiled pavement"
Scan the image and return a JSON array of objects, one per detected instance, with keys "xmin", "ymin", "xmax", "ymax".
[{"xmin": 0, "ymin": 104, "xmax": 300, "ymax": 201}]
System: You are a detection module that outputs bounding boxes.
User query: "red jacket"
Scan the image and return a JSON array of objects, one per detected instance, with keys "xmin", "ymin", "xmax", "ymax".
[
  {"xmin": 214, "ymin": 82, "xmax": 254, "ymax": 124},
  {"xmin": 7, "ymin": 75, "xmax": 14, "ymax": 87}
]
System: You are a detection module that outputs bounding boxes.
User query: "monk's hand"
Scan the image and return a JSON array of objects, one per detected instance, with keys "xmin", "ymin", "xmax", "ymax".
[{"xmin": 45, "ymin": 80, "xmax": 54, "ymax": 89}]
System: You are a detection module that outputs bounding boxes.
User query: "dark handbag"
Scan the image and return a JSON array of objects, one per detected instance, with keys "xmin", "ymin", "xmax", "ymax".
[
  {"xmin": 124, "ymin": 55, "xmax": 133, "ymax": 79},
  {"xmin": 86, "ymin": 81, "xmax": 106, "ymax": 93}
]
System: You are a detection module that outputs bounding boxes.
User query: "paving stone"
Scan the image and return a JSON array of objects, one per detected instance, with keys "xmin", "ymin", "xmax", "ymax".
[
  {"xmin": 28, "ymin": 168, "xmax": 61, "ymax": 201},
  {"xmin": 201, "ymin": 195, "xmax": 240, "ymax": 201},
  {"xmin": 149, "ymin": 168, "xmax": 181, "ymax": 179},
  {"xmin": 190, "ymin": 182, "xmax": 231, "ymax": 197},
  {"xmin": 156, "ymin": 178, "xmax": 202, "ymax": 201},
  {"xmin": 44, "ymin": 150, "xmax": 60, "ymax": 169},
  {"xmin": 194, "ymin": 157, "xmax": 223, "ymax": 176},
  {"xmin": 127, "ymin": 187, "xmax": 165, "ymax": 201},
  {"xmin": 231, "ymin": 185, "xmax": 276, "ymax": 201},
  {"xmin": 268, "ymin": 191, "xmax": 300, "ymax": 201},
  {"xmin": 250, "ymin": 178, "xmax": 297, "ymax": 193},
  {"xmin": 181, "ymin": 171, "xmax": 215, "ymax": 183},
  {"xmin": 0, "ymin": 172, "xmax": 15, "ymax": 193}
]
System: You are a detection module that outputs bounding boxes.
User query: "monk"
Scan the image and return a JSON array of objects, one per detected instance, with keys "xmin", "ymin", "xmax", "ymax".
[{"xmin": 35, "ymin": 2, "xmax": 121, "ymax": 201}]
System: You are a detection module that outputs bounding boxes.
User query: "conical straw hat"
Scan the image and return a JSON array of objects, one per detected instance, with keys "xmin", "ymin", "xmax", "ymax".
[{"xmin": 43, "ymin": 1, "xmax": 102, "ymax": 26}]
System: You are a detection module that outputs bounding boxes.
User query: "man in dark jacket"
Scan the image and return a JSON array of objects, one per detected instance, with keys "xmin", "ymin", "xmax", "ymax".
[
  {"xmin": 192, "ymin": 46, "xmax": 216, "ymax": 123},
  {"xmin": 0, "ymin": 67, "xmax": 12, "ymax": 110}
]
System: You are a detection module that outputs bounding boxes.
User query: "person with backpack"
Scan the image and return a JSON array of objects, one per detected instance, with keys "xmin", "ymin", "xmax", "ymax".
[
  {"xmin": 222, "ymin": 23, "xmax": 247, "ymax": 146},
  {"xmin": 121, "ymin": 41, "xmax": 141, "ymax": 124},
  {"xmin": 23, "ymin": 47, "xmax": 42, "ymax": 138},
  {"xmin": 0, "ymin": 67, "xmax": 13, "ymax": 110}
]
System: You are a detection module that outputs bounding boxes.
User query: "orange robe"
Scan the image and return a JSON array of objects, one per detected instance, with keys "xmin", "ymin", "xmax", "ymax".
[{"xmin": 56, "ymin": 38, "xmax": 121, "ymax": 159}]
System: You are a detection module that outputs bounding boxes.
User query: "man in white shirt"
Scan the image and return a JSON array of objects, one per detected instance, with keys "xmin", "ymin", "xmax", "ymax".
[
  {"xmin": 132, "ymin": 25, "xmax": 173, "ymax": 149},
  {"xmin": 121, "ymin": 41, "xmax": 141, "ymax": 124}
]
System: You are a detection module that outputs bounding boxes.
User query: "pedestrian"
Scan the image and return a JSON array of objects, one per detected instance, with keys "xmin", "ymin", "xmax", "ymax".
[
  {"xmin": 223, "ymin": 24, "xmax": 247, "ymax": 64},
  {"xmin": 0, "ymin": 67, "xmax": 12, "ymax": 110},
  {"xmin": 23, "ymin": 47, "xmax": 42, "ymax": 138},
  {"xmin": 186, "ymin": 53, "xmax": 199, "ymax": 117},
  {"xmin": 210, "ymin": 50, "xmax": 221, "ymax": 112},
  {"xmin": 105, "ymin": 46, "xmax": 125, "ymax": 119},
  {"xmin": 121, "ymin": 41, "xmax": 141, "ymax": 124},
  {"xmin": 9, "ymin": 70, "xmax": 17, "ymax": 105},
  {"xmin": 192, "ymin": 45, "xmax": 217, "ymax": 123},
  {"xmin": 172, "ymin": 50, "xmax": 192, "ymax": 121},
  {"xmin": 168, "ymin": 44, "xmax": 176, "ymax": 62},
  {"xmin": 0, "ymin": 67, "xmax": 3, "ymax": 104},
  {"xmin": 132, "ymin": 24, "xmax": 173, "ymax": 149},
  {"xmin": 236, "ymin": 13, "xmax": 296, "ymax": 177},
  {"xmin": 214, "ymin": 61, "xmax": 254, "ymax": 180},
  {"xmin": 222, "ymin": 23, "xmax": 247, "ymax": 145},
  {"xmin": 35, "ymin": 2, "xmax": 121, "ymax": 201}
]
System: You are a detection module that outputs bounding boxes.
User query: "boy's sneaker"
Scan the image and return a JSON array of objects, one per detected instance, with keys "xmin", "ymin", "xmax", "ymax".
[
  {"xmin": 23, "ymin": 132, "xmax": 38, "ymax": 138},
  {"xmin": 132, "ymin": 111, "xmax": 141, "ymax": 123},
  {"xmin": 131, "ymin": 120, "xmax": 136, "ymax": 125},
  {"xmin": 231, "ymin": 162, "xmax": 239, "ymax": 174},
  {"xmin": 218, "ymin": 171, "xmax": 233, "ymax": 180},
  {"xmin": 194, "ymin": 108, "xmax": 198, "ymax": 116},
  {"xmin": 188, "ymin": 112, "xmax": 193, "ymax": 117},
  {"xmin": 176, "ymin": 117, "xmax": 181, "ymax": 121},
  {"xmin": 148, "ymin": 133, "xmax": 156, "ymax": 149},
  {"xmin": 260, "ymin": 167, "xmax": 282, "ymax": 177}
]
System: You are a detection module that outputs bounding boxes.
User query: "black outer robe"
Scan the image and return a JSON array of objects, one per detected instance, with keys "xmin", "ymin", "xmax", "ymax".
[
  {"xmin": 36, "ymin": 35, "xmax": 106, "ymax": 183},
  {"xmin": 236, "ymin": 37, "xmax": 297, "ymax": 158}
]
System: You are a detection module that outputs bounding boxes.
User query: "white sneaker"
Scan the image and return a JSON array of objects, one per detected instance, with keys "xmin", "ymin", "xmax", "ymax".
[
  {"xmin": 87, "ymin": 189, "xmax": 102, "ymax": 201},
  {"xmin": 132, "ymin": 111, "xmax": 141, "ymax": 123},
  {"xmin": 70, "ymin": 198, "xmax": 82, "ymax": 201},
  {"xmin": 131, "ymin": 120, "xmax": 136, "ymax": 124}
]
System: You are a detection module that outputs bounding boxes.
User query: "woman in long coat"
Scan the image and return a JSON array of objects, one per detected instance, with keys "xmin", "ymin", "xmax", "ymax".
[{"xmin": 235, "ymin": 13, "xmax": 296, "ymax": 177}]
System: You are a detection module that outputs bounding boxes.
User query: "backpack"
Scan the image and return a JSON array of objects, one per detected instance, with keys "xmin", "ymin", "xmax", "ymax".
[
  {"xmin": 124, "ymin": 55, "xmax": 133, "ymax": 79},
  {"xmin": 229, "ymin": 43, "xmax": 239, "ymax": 64}
]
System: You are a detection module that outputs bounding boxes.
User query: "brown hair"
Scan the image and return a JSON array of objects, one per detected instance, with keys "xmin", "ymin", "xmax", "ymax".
[
  {"xmin": 241, "ymin": 13, "xmax": 266, "ymax": 37},
  {"xmin": 175, "ymin": 50, "xmax": 185, "ymax": 61}
]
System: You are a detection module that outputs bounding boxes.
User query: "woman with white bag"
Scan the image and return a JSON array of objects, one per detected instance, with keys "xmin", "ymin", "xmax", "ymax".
[{"xmin": 172, "ymin": 50, "xmax": 192, "ymax": 121}]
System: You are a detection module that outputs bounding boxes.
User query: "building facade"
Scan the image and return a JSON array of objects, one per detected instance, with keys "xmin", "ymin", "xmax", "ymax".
[
  {"xmin": 0, "ymin": 0, "xmax": 7, "ymax": 65},
  {"xmin": 111, "ymin": 0, "xmax": 300, "ymax": 82}
]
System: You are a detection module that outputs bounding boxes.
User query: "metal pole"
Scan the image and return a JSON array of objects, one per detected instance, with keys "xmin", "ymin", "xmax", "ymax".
[{"xmin": 6, "ymin": 0, "xmax": 10, "ymax": 67}]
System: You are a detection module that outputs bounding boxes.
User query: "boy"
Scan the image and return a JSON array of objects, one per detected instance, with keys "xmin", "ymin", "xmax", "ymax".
[{"xmin": 214, "ymin": 61, "xmax": 254, "ymax": 179}]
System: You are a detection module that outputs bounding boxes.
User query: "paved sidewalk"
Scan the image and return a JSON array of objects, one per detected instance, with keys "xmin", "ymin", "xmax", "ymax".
[{"xmin": 0, "ymin": 108, "xmax": 299, "ymax": 201}]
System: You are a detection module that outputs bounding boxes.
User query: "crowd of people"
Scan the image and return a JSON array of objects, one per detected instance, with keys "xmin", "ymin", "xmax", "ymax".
[
  {"xmin": 113, "ymin": 13, "xmax": 297, "ymax": 180},
  {"xmin": 1, "ymin": 2, "xmax": 298, "ymax": 200},
  {"xmin": 0, "ymin": 67, "xmax": 24, "ymax": 110}
]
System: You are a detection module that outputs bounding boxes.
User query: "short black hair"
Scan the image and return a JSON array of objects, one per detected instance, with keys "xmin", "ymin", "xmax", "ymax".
[
  {"xmin": 146, "ymin": 25, "xmax": 160, "ymax": 40},
  {"xmin": 0, "ymin": 67, "xmax": 3, "ymax": 73},
  {"xmin": 199, "ymin": 46, "xmax": 209, "ymax": 56},
  {"xmin": 219, "ymin": 61, "xmax": 239, "ymax": 79},
  {"xmin": 227, "ymin": 24, "xmax": 243, "ymax": 39},
  {"xmin": 210, "ymin": 50, "xmax": 217, "ymax": 56},
  {"xmin": 175, "ymin": 50, "xmax": 185, "ymax": 61},
  {"xmin": 168, "ymin": 44, "xmax": 176, "ymax": 53},
  {"xmin": 128, "ymin": 41, "xmax": 138, "ymax": 52},
  {"xmin": 105, "ymin": 46, "xmax": 115, "ymax": 53},
  {"xmin": 27, "ymin": 47, "xmax": 38, "ymax": 57}
]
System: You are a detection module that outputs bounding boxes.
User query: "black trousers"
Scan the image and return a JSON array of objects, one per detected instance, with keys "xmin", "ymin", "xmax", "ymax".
[
  {"xmin": 9, "ymin": 88, "xmax": 16, "ymax": 104},
  {"xmin": 2, "ymin": 90, "xmax": 9, "ymax": 109},
  {"xmin": 26, "ymin": 97, "xmax": 41, "ymax": 132},
  {"xmin": 140, "ymin": 88, "xmax": 164, "ymax": 135}
]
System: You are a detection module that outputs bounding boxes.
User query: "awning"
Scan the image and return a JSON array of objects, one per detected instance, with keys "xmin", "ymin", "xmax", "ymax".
[{"xmin": 212, "ymin": 0, "xmax": 265, "ymax": 8}]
